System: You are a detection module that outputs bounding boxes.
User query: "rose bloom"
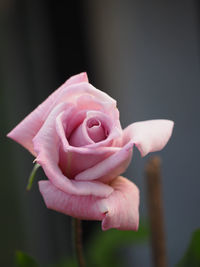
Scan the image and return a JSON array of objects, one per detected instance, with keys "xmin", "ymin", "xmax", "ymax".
[{"xmin": 7, "ymin": 73, "xmax": 174, "ymax": 231}]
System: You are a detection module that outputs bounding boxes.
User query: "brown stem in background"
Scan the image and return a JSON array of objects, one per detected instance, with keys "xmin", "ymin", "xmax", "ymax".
[
  {"xmin": 73, "ymin": 218, "xmax": 85, "ymax": 267},
  {"xmin": 145, "ymin": 156, "xmax": 167, "ymax": 267}
]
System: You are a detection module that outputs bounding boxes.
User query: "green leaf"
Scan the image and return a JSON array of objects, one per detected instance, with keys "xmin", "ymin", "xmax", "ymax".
[
  {"xmin": 15, "ymin": 251, "xmax": 38, "ymax": 267},
  {"xmin": 176, "ymin": 229, "xmax": 200, "ymax": 267},
  {"xmin": 26, "ymin": 163, "xmax": 40, "ymax": 191},
  {"xmin": 87, "ymin": 221, "xmax": 149, "ymax": 267}
]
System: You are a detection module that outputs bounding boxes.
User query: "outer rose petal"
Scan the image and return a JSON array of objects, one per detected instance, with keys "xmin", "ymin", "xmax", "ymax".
[
  {"xmin": 101, "ymin": 176, "xmax": 139, "ymax": 231},
  {"xmin": 33, "ymin": 102, "xmax": 113, "ymax": 197},
  {"xmin": 7, "ymin": 73, "xmax": 88, "ymax": 155},
  {"xmin": 123, "ymin": 119, "xmax": 174, "ymax": 157},
  {"xmin": 39, "ymin": 176, "xmax": 139, "ymax": 231}
]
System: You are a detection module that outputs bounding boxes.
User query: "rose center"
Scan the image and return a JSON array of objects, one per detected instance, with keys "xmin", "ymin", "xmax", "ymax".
[
  {"xmin": 86, "ymin": 118, "xmax": 107, "ymax": 143},
  {"xmin": 68, "ymin": 117, "xmax": 109, "ymax": 147},
  {"xmin": 87, "ymin": 119, "xmax": 100, "ymax": 128}
]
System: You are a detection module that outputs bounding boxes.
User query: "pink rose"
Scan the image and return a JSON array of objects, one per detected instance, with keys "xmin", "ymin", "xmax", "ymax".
[{"xmin": 7, "ymin": 73, "xmax": 174, "ymax": 231}]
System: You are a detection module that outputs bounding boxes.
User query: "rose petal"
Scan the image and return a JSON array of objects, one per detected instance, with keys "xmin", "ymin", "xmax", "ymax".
[
  {"xmin": 33, "ymin": 103, "xmax": 113, "ymax": 197},
  {"xmin": 56, "ymin": 109, "xmax": 117, "ymax": 178},
  {"xmin": 86, "ymin": 118, "xmax": 106, "ymax": 143},
  {"xmin": 75, "ymin": 142, "xmax": 133, "ymax": 183},
  {"xmin": 69, "ymin": 122, "xmax": 93, "ymax": 147},
  {"xmin": 68, "ymin": 110, "xmax": 119, "ymax": 147},
  {"xmin": 7, "ymin": 73, "xmax": 88, "ymax": 155},
  {"xmin": 56, "ymin": 82, "xmax": 116, "ymax": 109},
  {"xmin": 39, "ymin": 180, "xmax": 105, "ymax": 220},
  {"xmin": 123, "ymin": 120, "xmax": 174, "ymax": 157},
  {"xmin": 39, "ymin": 176, "xmax": 139, "ymax": 231},
  {"xmin": 76, "ymin": 94, "xmax": 113, "ymax": 114},
  {"xmin": 101, "ymin": 176, "xmax": 139, "ymax": 230},
  {"xmin": 58, "ymin": 145, "xmax": 115, "ymax": 179},
  {"xmin": 55, "ymin": 108, "xmax": 123, "ymax": 179},
  {"xmin": 83, "ymin": 110, "xmax": 122, "ymax": 149}
]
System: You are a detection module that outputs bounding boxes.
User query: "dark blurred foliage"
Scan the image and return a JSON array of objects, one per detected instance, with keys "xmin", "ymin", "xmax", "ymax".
[{"xmin": 15, "ymin": 222, "xmax": 149, "ymax": 267}]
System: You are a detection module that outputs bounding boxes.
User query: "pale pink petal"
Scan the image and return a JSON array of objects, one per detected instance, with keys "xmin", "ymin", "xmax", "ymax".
[
  {"xmin": 86, "ymin": 118, "xmax": 106, "ymax": 143},
  {"xmin": 64, "ymin": 72, "xmax": 88, "ymax": 85},
  {"xmin": 56, "ymin": 82, "xmax": 116, "ymax": 109},
  {"xmin": 123, "ymin": 120, "xmax": 174, "ymax": 157},
  {"xmin": 75, "ymin": 142, "xmax": 133, "ymax": 183},
  {"xmin": 39, "ymin": 176, "xmax": 139, "ymax": 231},
  {"xmin": 56, "ymin": 97, "xmax": 121, "ymax": 148},
  {"xmin": 101, "ymin": 176, "xmax": 139, "ymax": 230},
  {"xmin": 39, "ymin": 180, "xmax": 105, "ymax": 220},
  {"xmin": 33, "ymin": 103, "xmax": 113, "ymax": 197},
  {"xmin": 83, "ymin": 110, "xmax": 122, "ymax": 149},
  {"xmin": 76, "ymin": 94, "xmax": 116, "ymax": 116},
  {"xmin": 55, "ymin": 108, "xmax": 123, "ymax": 179},
  {"xmin": 56, "ymin": 109, "xmax": 117, "ymax": 178},
  {"xmin": 68, "ymin": 111, "xmax": 118, "ymax": 147},
  {"xmin": 68, "ymin": 122, "xmax": 93, "ymax": 147},
  {"xmin": 64, "ymin": 110, "xmax": 87, "ymax": 139},
  {"xmin": 7, "ymin": 73, "xmax": 88, "ymax": 155},
  {"xmin": 58, "ymin": 145, "xmax": 115, "ymax": 179}
]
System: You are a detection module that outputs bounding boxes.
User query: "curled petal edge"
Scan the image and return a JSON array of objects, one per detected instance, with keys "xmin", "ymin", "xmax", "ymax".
[{"xmin": 123, "ymin": 119, "xmax": 174, "ymax": 157}]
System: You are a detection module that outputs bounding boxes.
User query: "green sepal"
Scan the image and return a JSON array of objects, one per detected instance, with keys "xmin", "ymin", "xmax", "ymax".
[{"xmin": 26, "ymin": 163, "xmax": 40, "ymax": 191}]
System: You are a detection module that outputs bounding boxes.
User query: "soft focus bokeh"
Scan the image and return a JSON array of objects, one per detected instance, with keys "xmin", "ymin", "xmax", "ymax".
[{"xmin": 1, "ymin": 0, "xmax": 200, "ymax": 266}]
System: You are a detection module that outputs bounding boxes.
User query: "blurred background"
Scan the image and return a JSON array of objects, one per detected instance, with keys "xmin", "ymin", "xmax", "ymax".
[{"xmin": 1, "ymin": 0, "xmax": 200, "ymax": 266}]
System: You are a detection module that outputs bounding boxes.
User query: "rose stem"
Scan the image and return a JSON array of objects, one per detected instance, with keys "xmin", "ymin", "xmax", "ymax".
[
  {"xmin": 145, "ymin": 156, "xmax": 168, "ymax": 267},
  {"xmin": 73, "ymin": 218, "xmax": 85, "ymax": 267}
]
